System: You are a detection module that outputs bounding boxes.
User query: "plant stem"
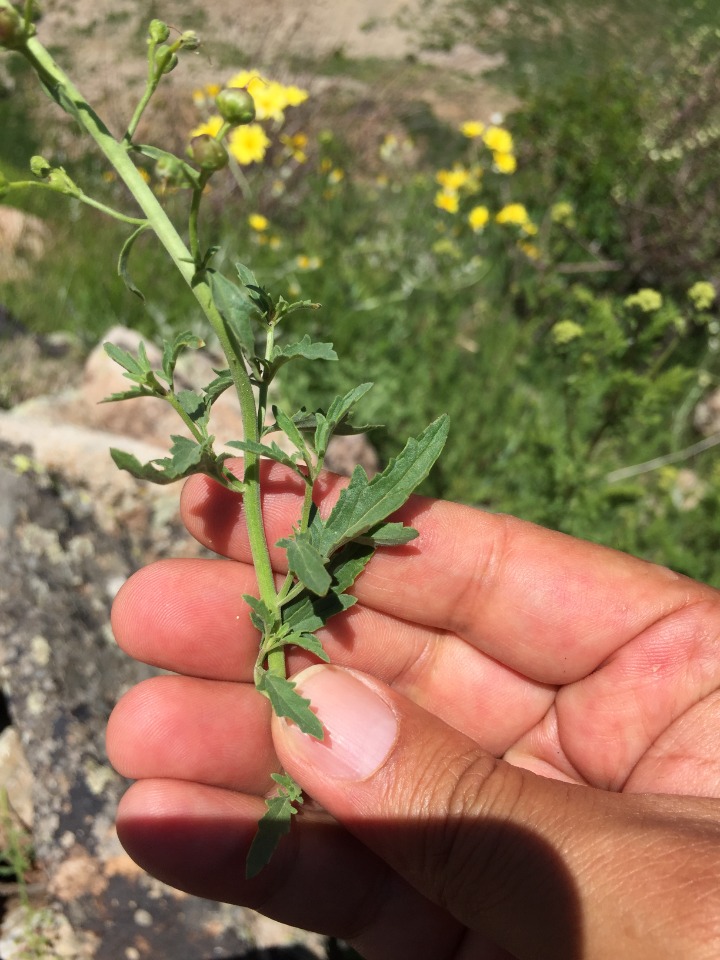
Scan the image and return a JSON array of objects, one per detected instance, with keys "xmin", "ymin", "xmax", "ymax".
[{"xmin": 14, "ymin": 23, "xmax": 278, "ymax": 611}]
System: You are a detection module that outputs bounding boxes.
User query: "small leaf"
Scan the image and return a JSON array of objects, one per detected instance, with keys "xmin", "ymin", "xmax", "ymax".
[
  {"xmin": 100, "ymin": 386, "xmax": 154, "ymax": 403},
  {"xmin": 257, "ymin": 672, "xmax": 324, "ymax": 740},
  {"xmin": 269, "ymin": 334, "xmax": 338, "ymax": 368},
  {"xmin": 176, "ymin": 389, "xmax": 209, "ymax": 426},
  {"xmin": 205, "ymin": 369, "xmax": 234, "ymax": 405},
  {"xmin": 243, "ymin": 594, "xmax": 276, "ymax": 633},
  {"xmin": 313, "ymin": 415, "xmax": 449, "ymax": 557},
  {"xmin": 226, "ymin": 439, "xmax": 307, "ymax": 478},
  {"xmin": 118, "ymin": 223, "xmax": 151, "ymax": 300},
  {"xmin": 357, "ymin": 521, "xmax": 419, "ymax": 547},
  {"xmin": 210, "ymin": 272, "xmax": 257, "ymax": 358},
  {"xmin": 246, "ymin": 773, "xmax": 304, "ymax": 879},
  {"xmin": 103, "ymin": 341, "xmax": 146, "ymax": 377},
  {"xmin": 157, "ymin": 435, "xmax": 204, "ymax": 477},
  {"xmin": 273, "ymin": 631, "xmax": 330, "ymax": 662},
  {"xmin": 161, "ymin": 330, "xmax": 205, "ymax": 384},
  {"xmin": 235, "ymin": 260, "xmax": 260, "ymax": 289},
  {"xmin": 109, "ymin": 448, "xmax": 178, "ymax": 485},
  {"xmin": 315, "ymin": 383, "xmax": 375, "ymax": 456},
  {"xmin": 277, "ymin": 532, "xmax": 332, "ymax": 596},
  {"xmin": 272, "ymin": 405, "xmax": 312, "ymax": 463}
]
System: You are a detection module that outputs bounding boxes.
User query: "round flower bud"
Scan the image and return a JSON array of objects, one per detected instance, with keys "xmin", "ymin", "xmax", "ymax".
[
  {"xmin": 179, "ymin": 30, "xmax": 200, "ymax": 51},
  {"xmin": 154, "ymin": 45, "xmax": 179, "ymax": 75},
  {"xmin": 189, "ymin": 135, "xmax": 228, "ymax": 171},
  {"xmin": 148, "ymin": 19, "xmax": 170, "ymax": 43},
  {"xmin": 30, "ymin": 155, "xmax": 52, "ymax": 178},
  {"xmin": 0, "ymin": 7, "xmax": 25, "ymax": 48},
  {"xmin": 215, "ymin": 87, "xmax": 256, "ymax": 126}
]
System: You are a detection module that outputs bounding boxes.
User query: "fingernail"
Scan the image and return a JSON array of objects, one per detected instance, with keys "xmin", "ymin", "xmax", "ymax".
[{"xmin": 279, "ymin": 665, "xmax": 398, "ymax": 781}]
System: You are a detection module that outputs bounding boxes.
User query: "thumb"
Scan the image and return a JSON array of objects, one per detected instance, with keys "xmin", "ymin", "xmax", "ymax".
[{"xmin": 272, "ymin": 665, "xmax": 720, "ymax": 960}]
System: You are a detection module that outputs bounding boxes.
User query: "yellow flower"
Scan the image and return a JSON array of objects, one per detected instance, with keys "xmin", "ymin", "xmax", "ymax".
[
  {"xmin": 483, "ymin": 125, "xmax": 513, "ymax": 154},
  {"xmin": 551, "ymin": 320, "xmax": 584, "ymax": 344},
  {"xmin": 460, "ymin": 120, "xmax": 485, "ymax": 138},
  {"xmin": 296, "ymin": 254, "xmax": 322, "ymax": 270},
  {"xmin": 436, "ymin": 165, "xmax": 471, "ymax": 191},
  {"xmin": 434, "ymin": 189, "xmax": 459, "ymax": 214},
  {"xmin": 624, "ymin": 289, "xmax": 663, "ymax": 313},
  {"xmin": 268, "ymin": 235, "xmax": 282, "ymax": 250},
  {"xmin": 190, "ymin": 116, "xmax": 224, "ymax": 139},
  {"xmin": 248, "ymin": 213, "xmax": 269, "ymax": 231},
  {"xmin": 280, "ymin": 132, "xmax": 309, "ymax": 162},
  {"xmin": 227, "ymin": 70, "xmax": 267, "ymax": 97},
  {"xmin": 688, "ymin": 281, "xmax": 716, "ymax": 311},
  {"xmin": 550, "ymin": 201, "xmax": 575, "ymax": 224},
  {"xmin": 284, "ymin": 84, "xmax": 309, "ymax": 106},
  {"xmin": 328, "ymin": 167, "xmax": 345, "ymax": 184},
  {"xmin": 495, "ymin": 203, "xmax": 530, "ymax": 226},
  {"xmin": 493, "ymin": 151, "xmax": 516, "ymax": 174},
  {"xmin": 468, "ymin": 205, "xmax": 490, "ymax": 232},
  {"xmin": 228, "ymin": 123, "xmax": 271, "ymax": 164},
  {"xmin": 518, "ymin": 240, "xmax": 540, "ymax": 260},
  {"xmin": 252, "ymin": 80, "xmax": 290, "ymax": 122}
]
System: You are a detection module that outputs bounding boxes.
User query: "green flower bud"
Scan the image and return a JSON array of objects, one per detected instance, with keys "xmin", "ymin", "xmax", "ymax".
[
  {"xmin": 30, "ymin": 155, "xmax": 52, "ymax": 178},
  {"xmin": 189, "ymin": 134, "xmax": 228, "ymax": 171},
  {"xmin": 179, "ymin": 30, "xmax": 200, "ymax": 51},
  {"xmin": 0, "ymin": 6, "xmax": 25, "ymax": 48},
  {"xmin": 154, "ymin": 44, "xmax": 178, "ymax": 75},
  {"xmin": 215, "ymin": 87, "xmax": 256, "ymax": 125},
  {"xmin": 148, "ymin": 19, "xmax": 170, "ymax": 43}
]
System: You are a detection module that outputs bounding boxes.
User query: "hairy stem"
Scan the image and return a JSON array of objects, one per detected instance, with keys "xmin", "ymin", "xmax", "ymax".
[{"xmin": 14, "ymin": 22, "xmax": 278, "ymax": 611}]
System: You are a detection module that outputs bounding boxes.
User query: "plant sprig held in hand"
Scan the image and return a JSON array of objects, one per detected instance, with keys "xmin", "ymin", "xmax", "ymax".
[{"xmin": 0, "ymin": 1, "xmax": 449, "ymax": 877}]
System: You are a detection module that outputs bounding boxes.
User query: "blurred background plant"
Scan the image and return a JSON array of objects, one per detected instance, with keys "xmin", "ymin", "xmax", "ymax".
[{"xmin": 2, "ymin": 0, "xmax": 720, "ymax": 584}]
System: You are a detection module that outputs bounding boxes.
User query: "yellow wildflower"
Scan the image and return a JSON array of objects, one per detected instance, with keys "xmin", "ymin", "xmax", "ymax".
[
  {"xmin": 296, "ymin": 254, "xmax": 322, "ymax": 270},
  {"xmin": 483, "ymin": 126, "xmax": 513, "ymax": 154},
  {"xmin": 434, "ymin": 189, "xmax": 459, "ymax": 214},
  {"xmin": 280, "ymin": 132, "xmax": 308, "ymax": 163},
  {"xmin": 268, "ymin": 235, "xmax": 282, "ymax": 250},
  {"xmin": 227, "ymin": 70, "xmax": 267, "ymax": 98},
  {"xmin": 493, "ymin": 151, "xmax": 517, "ymax": 174},
  {"xmin": 551, "ymin": 320, "xmax": 584, "ymax": 344},
  {"xmin": 624, "ymin": 288, "xmax": 663, "ymax": 313},
  {"xmin": 190, "ymin": 116, "xmax": 224, "ymax": 139},
  {"xmin": 550, "ymin": 201, "xmax": 575, "ymax": 224},
  {"xmin": 688, "ymin": 281, "xmax": 716, "ymax": 311},
  {"xmin": 228, "ymin": 123, "xmax": 270, "ymax": 165},
  {"xmin": 518, "ymin": 241, "xmax": 541, "ymax": 260},
  {"xmin": 248, "ymin": 213, "xmax": 269, "ymax": 231},
  {"xmin": 495, "ymin": 202, "xmax": 530, "ymax": 226},
  {"xmin": 436, "ymin": 165, "xmax": 471, "ymax": 191},
  {"xmin": 284, "ymin": 84, "xmax": 309, "ymax": 107},
  {"xmin": 251, "ymin": 80, "xmax": 290, "ymax": 122},
  {"xmin": 460, "ymin": 120, "xmax": 485, "ymax": 138},
  {"xmin": 328, "ymin": 167, "xmax": 345, "ymax": 184},
  {"xmin": 468, "ymin": 205, "xmax": 490, "ymax": 232}
]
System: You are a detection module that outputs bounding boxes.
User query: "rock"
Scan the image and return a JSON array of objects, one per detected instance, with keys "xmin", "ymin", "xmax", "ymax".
[
  {"xmin": 694, "ymin": 387, "xmax": 720, "ymax": 436},
  {"xmin": 0, "ymin": 441, "xmax": 327, "ymax": 958},
  {"xmin": 0, "ymin": 207, "xmax": 50, "ymax": 283}
]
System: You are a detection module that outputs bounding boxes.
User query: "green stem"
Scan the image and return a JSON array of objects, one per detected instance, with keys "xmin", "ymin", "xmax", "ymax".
[
  {"xmin": 14, "ymin": 24, "xmax": 278, "ymax": 610},
  {"xmin": 3, "ymin": 180, "xmax": 147, "ymax": 225}
]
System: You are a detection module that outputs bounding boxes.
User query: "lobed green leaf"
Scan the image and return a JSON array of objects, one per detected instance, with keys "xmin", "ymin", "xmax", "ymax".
[
  {"xmin": 245, "ymin": 773, "xmax": 304, "ymax": 879},
  {"xmin": 277, "ymin": 532, "xmax": 333, "ymax": 596},
  {"xmin": 257, "ymin": 672, "xmax": 324, "ymax": 740}
]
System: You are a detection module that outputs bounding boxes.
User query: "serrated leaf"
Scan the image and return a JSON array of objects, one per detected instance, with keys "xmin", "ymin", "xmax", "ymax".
[
  {"xmin": 161, "ymin": 331, "xmax": 205, "ymax": 384},
  {"xmin": 272, "ymin": 406, "xmax": 312, "ymax": 462},
  {"xmin": 315, "ymin": 383, "xmax": 374, "ymax": 456},
  {"xmin": 279, "ymin": 632, "xmax": 330, "ymax": 661},
  {"xmin": 313, "ymin": 415, "xmax": 450, "ymax": 557},
  {"xmin": 100, "ymin": 386, "xmax": 154, "ymax": 403},
  {"xmin": 235, "ymin": 260, "xmax": 259, "ymax": 289},
  {"xmin": 210, "ymin": 272, "xmax": 257, "ymax": 358},
  {"xmin": 205, "ymin": 369, "xmax": 234, "ymax": 405},
  {"xmin": 176, "ymin": 389, "xmax": 209, "ymax": 426},
  {"xmin": 269, "ymin": 334, "xmax": 338, "ymax": 367},
  {"xmin": 109, "ymin": 448, "xmax": 178, "ymax": 485},
  {"xmin": 257, "ymin": 672, "xmax": 324, "ymax": 740},
  {"xmin": 245, "ymin": 773, "xmax": 303, "ymax": 879},
  {"xmin": 104, "ymin": 341, "xmax": 147, "ymax": 377},
  {"xmin": 277, "ymin": 532, "xmax": 332, "ymax": 596},
  {"xmin": 226, "ymin": 439, "xmax": 307, "ymax": 478},
  {"xmin": 281, "ymin": 542, "xmax": 374, "ymax": 633},
  {"xmin": 243, "ymin": 594, "xmax": 276, "ymax": 633},
  {"xmin": 357, "ymin": 521, "xmax": 419, "ymax": 547},
  {"xmin": 118, "ymin": 224, "xmax": 151, "ymax": 300},
  {"xmin": 157, "ymin": 435, "xmax": 204, "ymax": 477}
]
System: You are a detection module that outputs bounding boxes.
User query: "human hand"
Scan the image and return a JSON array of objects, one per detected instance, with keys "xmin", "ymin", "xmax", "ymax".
[{"xmin": 107, "ymin": 462, "xmax": 720, "ymax": 960}]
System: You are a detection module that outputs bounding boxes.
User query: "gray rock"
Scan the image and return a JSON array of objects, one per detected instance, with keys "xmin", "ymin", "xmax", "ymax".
[{"xmin": 0, "ymin": 441, "xmax": 326, "ymax": 959}]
